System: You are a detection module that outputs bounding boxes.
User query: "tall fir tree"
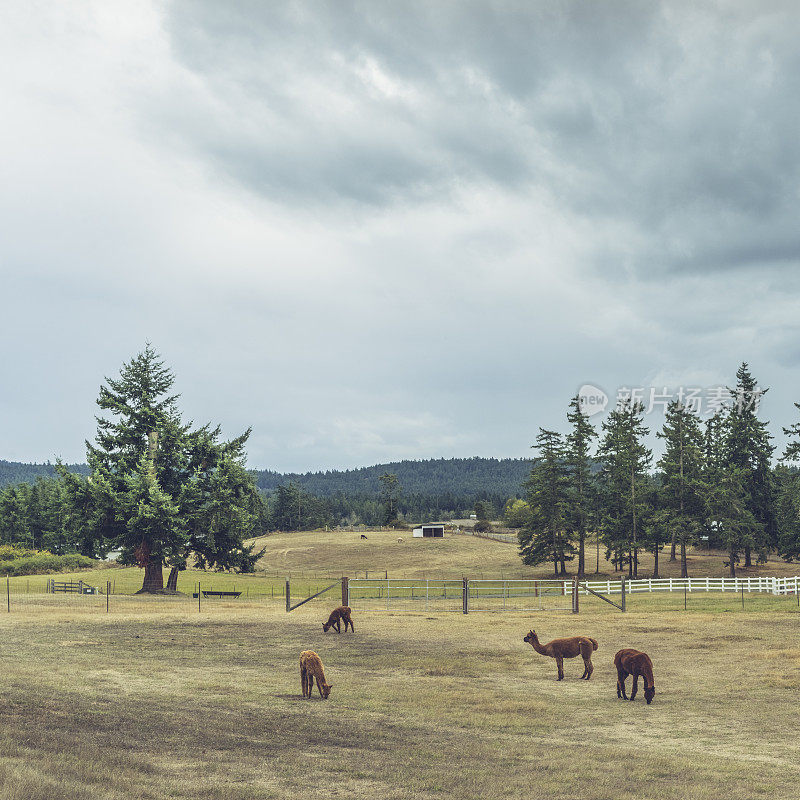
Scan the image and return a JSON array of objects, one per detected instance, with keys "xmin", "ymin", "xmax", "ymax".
[
  {"xmin": 73, "ymin": 345, "xmax": 263, "ymax": 592},
  {"xmin": 565, "ymin": 394, "xmax": 597, "ymax": 577},
  {"xmin": 519, "ymin": 429, "xmax": 572, "ymax": 575},
  {"xmin": 776, "ymin": 402, "xmax": 800, "ymax": 561},
  {"xmin": 724, "ymin": 363, "xmax": 776, "ymax": 565},
  {"xmin": 656, "ymin": 400, "xmax": 706, "ymax": 577},
  {"xmin": 597, "ymin": 400, "xmax": 652, "ymax": 577}
]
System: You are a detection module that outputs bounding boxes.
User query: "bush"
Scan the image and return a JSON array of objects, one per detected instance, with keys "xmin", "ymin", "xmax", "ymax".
[
  {"xmin": 474, "ymin": 520, "xmax": 492, "ymax": 533},
  {"xmin": 0, "ymin": 545, "xmax": 95, "ymax": 576}
]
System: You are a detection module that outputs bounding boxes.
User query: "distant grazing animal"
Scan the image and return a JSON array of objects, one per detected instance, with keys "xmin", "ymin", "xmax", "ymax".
[
  {"xmin": 300, "ymin": 650, "xmax": 332, "ymax": 699},
  {"xmin": 397, "ymin": 537, "xmax": 403, "ymax": 542},
  {"xmin": 614, "ymin": 649, "xmax": 655, "ymax": 704},
  {"xmin": 360, "ymin": 534, "xmax": 368, "ymax": 539},
  {"xmin": 323, "ymin": 605, "xmax": 354, "ymax": 633},
  {"xmin": 523, "ymin": 630, "xmax": 599, "ymax": 680}
]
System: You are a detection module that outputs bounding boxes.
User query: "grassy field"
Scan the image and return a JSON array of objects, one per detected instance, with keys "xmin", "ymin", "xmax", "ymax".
[
  {"xmin": 13, "ymin": 530, "xmax": 799, "ymax": 601},
  {"xmin": 1, "ymin": 597, "xmax": 800, "ymax": 799}
]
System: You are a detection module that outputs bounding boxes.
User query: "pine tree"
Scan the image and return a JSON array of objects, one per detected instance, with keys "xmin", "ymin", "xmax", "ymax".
[
  {"xmin": 72, "ymin": 345, "xmax": 263, "ymax": 592},
  {"xmin": 705, "ymin": 469, "xmax": 760, "ymax": 577},
  {"xmin": 565, "ymin": 394, "xmax": 597, "ymax": 577},
  {"xmin": 656, "ymin": 401, "xmax": 706, "ymax": 577},
  {"xmin": 724, "ymin": 363, "xmax": 776, "ymax": 565},
  {"xmin": 519, "ymin": 429, "xmax": 572, "ymax": 575},
  {"xmin": 597, "ymin": 400, "xmax": 652, "ymax": 577},
  {"xmin": 379, "ymin": 473, "xmax": 402, "ymax": 525},
  {"xmin": 776, "ymin": 403, "xmax": 800, "ymax": 561}
]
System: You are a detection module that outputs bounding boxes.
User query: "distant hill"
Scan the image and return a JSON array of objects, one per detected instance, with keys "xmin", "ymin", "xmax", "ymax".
[
  {"xmin": 0, "ymin": 460, "xmax": 90, "ymax": 488},
  {"xmin": 2, "ymin": 456, "xmax": 534, "ymax": 499},
  {"xmin": 251, "ymin": 457, "xmax": 534, "ymax": 499}
]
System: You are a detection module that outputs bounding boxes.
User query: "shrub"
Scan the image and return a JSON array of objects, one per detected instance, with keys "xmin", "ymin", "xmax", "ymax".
[
  {"xmin": 0, "ymin": 546, "xmax": 95, "ymax": 576},
  {"xmin": 474, "ymin": 520, "xmax": 492, "ymax": 533}
]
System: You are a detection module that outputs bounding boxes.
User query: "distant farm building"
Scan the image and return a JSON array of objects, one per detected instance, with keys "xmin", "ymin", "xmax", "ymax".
[{"xmin": 413, "ymin": 523, "xmax": 444, "ymax": 538}]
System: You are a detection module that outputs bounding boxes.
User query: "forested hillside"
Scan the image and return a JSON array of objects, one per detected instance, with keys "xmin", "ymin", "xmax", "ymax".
[
  {"xmin": 0, "ymin": 460, "xmax": 89, "ymax": 489},
  {"xmin": 252, "ymin": 457, "xmax": 533, "ymax": 498}
]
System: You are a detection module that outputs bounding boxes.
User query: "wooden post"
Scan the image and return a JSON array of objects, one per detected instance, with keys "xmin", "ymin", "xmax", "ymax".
[
  {"xmin": 621, "ymin": 577, "xmax": 626, "ymax": 612},
  {"xmin": 462, "ymin": 578, "xmax": 469, "ymax": 614},
  {"xmin": 6, "ymin": 576, "xmax": 9, "ymax": 613},
  {"xmin": 107, "ymin": 581, "xmax": 110, "ymax": 613},
  {"xmin": 572, "ymin": 576, "xmax": 579, "ymax": 614},
  {"xmin": 285, "ymin": 579, "xmax": 290, "ymax": 613},
  {"xmin": 341, "ymin": 577, "xmax": 349, "ymax": 607},
  {"xmin": 198, "ymin": 582, "xmax": 201, "ymax": 613}
]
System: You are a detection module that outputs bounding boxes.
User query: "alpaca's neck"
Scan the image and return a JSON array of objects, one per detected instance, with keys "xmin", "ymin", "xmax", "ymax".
[{"xmin": 529, "ymin": 635, "xmax": 548, "ymax": 656}]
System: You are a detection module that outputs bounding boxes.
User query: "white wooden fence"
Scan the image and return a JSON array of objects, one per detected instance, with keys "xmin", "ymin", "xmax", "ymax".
[{"xmin": 577, "ymin": 575, "xmax": 800, "ymax": 596}]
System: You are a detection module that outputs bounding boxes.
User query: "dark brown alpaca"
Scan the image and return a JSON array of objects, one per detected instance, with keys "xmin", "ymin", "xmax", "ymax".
[
  {"xmin": 300, "ymin": 650, "xmax": 332, "ymax": 699},
  {"xmin": 322, "ymin": 605, "xmax": 354, "ymax": 633},
  {"xmin": 523, "ymin": 630, "xmax": 599, "ymax": 680},
  {"xmin": 614, "ymin": 649, "xmax": 655, "ymax": 704}
]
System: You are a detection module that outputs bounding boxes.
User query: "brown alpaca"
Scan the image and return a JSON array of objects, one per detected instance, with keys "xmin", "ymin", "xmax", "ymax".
[
  {"xmin": 322, "ymin": 605, "xmax": 354, "ymax": 633},
  {"xmin": 523, "ymin": 630, "xmax": 599, "ymax": 680},
  {"xmin": 614, "ymin": 649, "xmax": 655, "ymax": 704},
  {"xmin": 299, "ymin": 650, "xmax": 332, "ymax": 699}
]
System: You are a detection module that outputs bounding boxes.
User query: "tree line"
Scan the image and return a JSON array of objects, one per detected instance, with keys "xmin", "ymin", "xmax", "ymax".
[{"xmin": 518, "ymin": 363, "xmax": 800, "ymax": 578}]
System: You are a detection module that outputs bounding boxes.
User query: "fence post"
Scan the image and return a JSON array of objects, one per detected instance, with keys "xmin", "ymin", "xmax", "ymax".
[
  {"xmin": 620, "ymin": 577, "xmax": 626, "ymax": 612},
  {"xmin": 6, "ymin": 576, "xmax": 9, "ymax": 613},
  {"xmin": 462, "ymin": 578, "xmax": 469, "ymax": 614},
  {"xmin": 198, "ymin": 582, "xmax": 201, "ymax": 613},
  {"xmin": 572, "ymin": 576, "xmax": 579, "ymax": 614},
  {"xmin": 285, "ymin": 579, "xmax": 290, "ymax": 613},
  {"xmin": 107, "ymin": 581, "xmax": 110, "ymax": 613},
  {"xmin": 341, "ymin": 577, "xmax": 349, "ymax": 607}
]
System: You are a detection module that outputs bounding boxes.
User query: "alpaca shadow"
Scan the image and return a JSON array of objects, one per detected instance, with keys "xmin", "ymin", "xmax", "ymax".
[{"xmin": 272, "ymin": 693, "xmax": 308, "ymax": 702}]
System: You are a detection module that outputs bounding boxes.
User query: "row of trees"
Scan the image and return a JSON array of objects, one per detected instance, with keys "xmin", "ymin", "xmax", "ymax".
[{"xmin": 519, "ymin": 364, "xmax": 800, "ymax": 578}]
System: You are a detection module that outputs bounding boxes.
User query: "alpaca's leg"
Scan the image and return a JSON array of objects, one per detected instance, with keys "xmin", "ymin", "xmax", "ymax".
[
  {"xmin": 335, "ymin": 619, "xmax": 341, "ymax": 633},
  {"xmin": 584, "ymin": 656, "xmax": 593, "ymax": 680},
  {"xmin": 301, "ymin": 667, "xmax": 308, "ymax": 698},
  {"xmin": 316, "ymin": 675, "xmax": 326, "ymax": 698},
  {"xmin": 630, "ymin": 674, "xmax": 639, "ymax": 701},
  {"xmin": 556, "ymin": 657, "xmax": 564, "ymax": 680},
  {"xmin": 346, "ymin": 616, "xmax": 354, "ymax": 632},
  {"xmin": 617, "ymin": 669, "xmax": 628, "ymax": 699}
]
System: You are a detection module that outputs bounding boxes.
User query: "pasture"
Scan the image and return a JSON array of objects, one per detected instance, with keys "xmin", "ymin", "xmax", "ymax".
[
  {"xmin": 16, "ymin": 529, "xmax": 800, "ymax": 600},
  {"xmin": 1, "ymin": 599, "xmax": 799, "ymax": 799}
]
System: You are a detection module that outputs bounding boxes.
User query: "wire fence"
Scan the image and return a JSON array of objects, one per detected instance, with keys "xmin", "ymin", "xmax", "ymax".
[{"xmin": 2, "ymin": 575, "xmax": 798, "ymax": 615}]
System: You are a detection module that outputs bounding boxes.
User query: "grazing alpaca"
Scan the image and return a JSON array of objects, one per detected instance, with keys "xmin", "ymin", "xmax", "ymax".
[
  {"xmin": 360, "ymin": 534, "xmax": 368, "ymax": 539},
  {"xmin": 322, "ymin": 605, "xmax": 354, "ymax": 633},
  {"xmin": 614, "ymin": 649, "xmax": 655, "ymax": 704},
  {"xmin": 300, "ymin": 650, "xmax": 332, "ymax": 699},
  {"xmin": 523, "ymin": 629, "xmax": 599, "ymax": 680}
]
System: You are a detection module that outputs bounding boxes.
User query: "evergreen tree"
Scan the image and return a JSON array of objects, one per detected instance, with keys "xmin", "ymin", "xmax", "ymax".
[
  {"xmin": 519, "ymin": 429, "xmax": 572, "ymax": 575},
  {"xmin": 656, "ymin": 400, "xmax": 706, "ymax": 577},
  {"xmin": 724, "ymin": 363, "xmax": 776, "ymax": 565},
  {"xmin": 776, "ymin": 403, "xmax": 800, "ymax": 561},
  {"xmin": 379, "ymin": 473, "xmax": 402, "ymax": 525},
  {"xmin": 73, "ymin": 346, "xmax": 263, "ymax": 592},
  {"xmin": 705, "ymin": 468, "xmax": 760, "ymax": 577},
  {"xmin": 597, "ymin": 400, "xmax": 651, "ymax": 577},
  {"xmin": 565, "ymin": 394, "xmax": 597, "ymax": 577}
]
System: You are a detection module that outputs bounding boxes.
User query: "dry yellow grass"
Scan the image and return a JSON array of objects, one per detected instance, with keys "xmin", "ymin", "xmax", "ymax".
[{"xmin": 1, "ymin": 599, "xmax": 799, "ymax": 799}]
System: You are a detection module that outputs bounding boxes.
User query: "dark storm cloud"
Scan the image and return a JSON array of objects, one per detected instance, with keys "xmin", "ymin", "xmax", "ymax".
[{"xmin": 161, "ymin": 0, "xmax": 800, "ymax": 277}]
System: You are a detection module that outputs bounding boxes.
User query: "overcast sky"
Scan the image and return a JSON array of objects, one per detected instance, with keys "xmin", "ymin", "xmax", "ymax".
[{"xmin": 2, "ymin": 1, "xmax": 799, "ymax": 472}]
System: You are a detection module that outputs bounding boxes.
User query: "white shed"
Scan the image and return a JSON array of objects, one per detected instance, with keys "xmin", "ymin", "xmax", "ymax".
[{"xmin": 412, "ymin": 523, "xmax": 445, "ymax": 538}]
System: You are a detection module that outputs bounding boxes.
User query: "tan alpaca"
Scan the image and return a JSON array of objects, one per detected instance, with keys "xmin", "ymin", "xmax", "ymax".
[
  {"xmin": 523, "ymin": 629, "xmax": 599, "ymax": 680},
  {"xmin": 300, "ymin": 650, "xmax": 332, "ymax": 699},
  {"xmin": 323, "ymin": 605, "xmax": 354, "ymax": 633}
]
